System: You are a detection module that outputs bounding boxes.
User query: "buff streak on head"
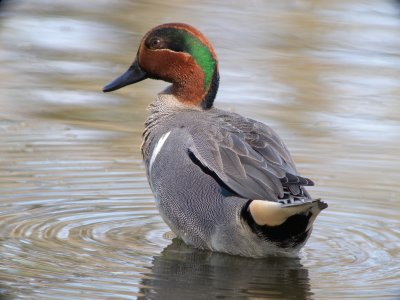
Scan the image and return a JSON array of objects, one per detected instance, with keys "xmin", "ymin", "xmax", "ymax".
[{"xmin": 103, "ymin": 23, "xmax": 219, "ymax": 109}]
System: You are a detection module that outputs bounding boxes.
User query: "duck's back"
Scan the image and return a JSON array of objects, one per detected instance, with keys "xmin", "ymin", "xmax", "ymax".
[{"xmin": 143, "ymin": 92, "xmax": 316, "ymax": 200}]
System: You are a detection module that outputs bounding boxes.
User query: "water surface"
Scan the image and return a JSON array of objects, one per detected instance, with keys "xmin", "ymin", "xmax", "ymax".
[{"xmin": 0, "ymin": 1, "xmax": 399, "ymax": 299}]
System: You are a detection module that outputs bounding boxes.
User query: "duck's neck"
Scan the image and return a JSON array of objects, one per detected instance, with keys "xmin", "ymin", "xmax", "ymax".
[{"xmin": 171, "ymin": 66, "xmax": 219, "ymax": 110}]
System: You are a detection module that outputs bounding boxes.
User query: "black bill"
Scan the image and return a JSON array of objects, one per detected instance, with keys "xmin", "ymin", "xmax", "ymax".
[{"xmin": 103, "ymin": 60, "xmax": 147, "ymax": 92}]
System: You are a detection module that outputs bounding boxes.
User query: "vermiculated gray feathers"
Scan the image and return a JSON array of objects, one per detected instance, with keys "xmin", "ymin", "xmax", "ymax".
[
  {"xmin": 187, "ymin": 109, "xmax": 313, "ymax": 201},
  {"xmin": 142, "ymin": 93, "xmax": 314, "ymax": 204}
]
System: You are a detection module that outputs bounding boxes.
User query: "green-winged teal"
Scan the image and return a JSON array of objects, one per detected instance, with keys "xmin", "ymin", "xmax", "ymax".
[{"xmin": 103, "ymin": 23, "xmax": 327, "ymax": 257}]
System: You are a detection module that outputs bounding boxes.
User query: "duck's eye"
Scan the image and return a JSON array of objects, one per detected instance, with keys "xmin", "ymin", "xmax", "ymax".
[{"xmin": 149, "ymin": 38, "xmax": 163, "ymax": 49}]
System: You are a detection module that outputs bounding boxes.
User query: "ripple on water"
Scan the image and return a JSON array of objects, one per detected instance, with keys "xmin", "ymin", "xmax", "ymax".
[
  {"xmin": 303, "ymin": 206, "xmax": 400, "ymax": 299},
  {"xmin": 0, "ymin": 122, "xmax": 171, "ymax": 299},
  {"xmin": 0, "ymin": 198, "xmax": 172, "ymax": 299}
]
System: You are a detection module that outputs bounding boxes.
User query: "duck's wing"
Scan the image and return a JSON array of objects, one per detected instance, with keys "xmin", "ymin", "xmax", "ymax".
[{"xmin": 188, "ymin": 111, "xmax": 313, "ymax": 201}]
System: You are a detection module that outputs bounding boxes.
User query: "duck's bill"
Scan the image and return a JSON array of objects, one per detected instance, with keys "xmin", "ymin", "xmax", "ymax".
[{"xmin": 103, "ymin": 60, "xmax": 147, "ymax": 92}]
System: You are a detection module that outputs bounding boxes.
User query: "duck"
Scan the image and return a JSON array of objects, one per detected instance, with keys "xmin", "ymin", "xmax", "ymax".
[{"xmin": 103, "ymin": 23, "xmax": 327, "ymax": 257}]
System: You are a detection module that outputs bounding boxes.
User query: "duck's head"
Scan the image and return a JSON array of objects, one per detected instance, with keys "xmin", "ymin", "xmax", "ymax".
[{"xmin": 103, "ymin": 23, "xmax": 219, "ymax": 109}]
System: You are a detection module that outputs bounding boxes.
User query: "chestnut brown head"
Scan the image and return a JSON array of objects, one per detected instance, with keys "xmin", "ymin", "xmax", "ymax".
[{"xmin": 103, "ymin": 23, "xmax": 219, "ymax": 109}]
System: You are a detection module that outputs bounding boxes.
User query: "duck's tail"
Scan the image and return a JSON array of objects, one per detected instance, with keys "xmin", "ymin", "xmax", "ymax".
[
  {"xmin": 241, "ymin": 198, "xmax": 327, "ymax": 248},
  {"xmin": 248, "ymin": 198, "xmax": 327, "ymax": 228}
]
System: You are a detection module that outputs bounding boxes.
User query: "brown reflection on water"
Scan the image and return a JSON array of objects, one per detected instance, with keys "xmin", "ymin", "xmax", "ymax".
[
  {"xmin": 1, "ymin": 1, "xmax": 400, "ymax": 299},
  {"xmin": 139, "ymin": 239, "xmax": 312, "ymax": 300}
]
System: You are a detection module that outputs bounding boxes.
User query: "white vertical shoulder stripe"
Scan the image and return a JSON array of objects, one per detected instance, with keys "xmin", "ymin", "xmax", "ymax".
[{"xmin": 149, "ymin": 131, "xmax": 171, "ymax": 171}]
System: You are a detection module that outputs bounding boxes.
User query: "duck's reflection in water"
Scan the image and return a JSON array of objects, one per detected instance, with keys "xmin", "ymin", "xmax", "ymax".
[{"xmin": 139, "ymin": 238, "xmax": 312, "ymax": 300}]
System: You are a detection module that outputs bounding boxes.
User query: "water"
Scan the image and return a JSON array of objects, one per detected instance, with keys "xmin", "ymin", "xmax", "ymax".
[{"xmin": 1, "ymin": 1, "xmax": 399, "ymax": 299}]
